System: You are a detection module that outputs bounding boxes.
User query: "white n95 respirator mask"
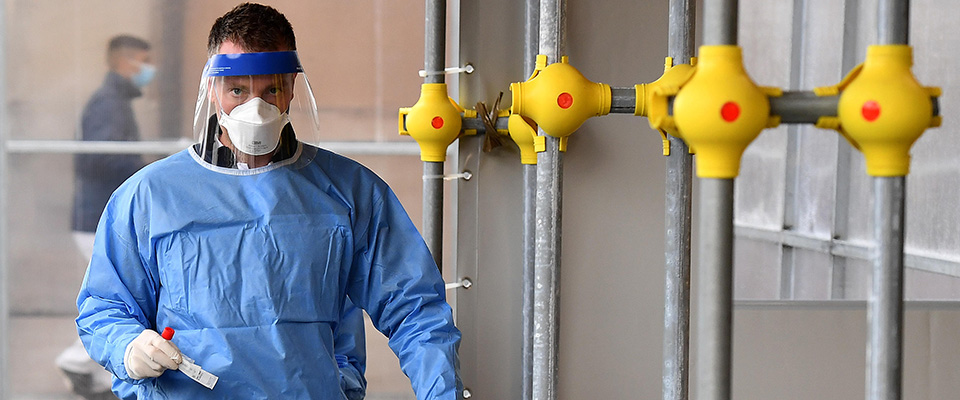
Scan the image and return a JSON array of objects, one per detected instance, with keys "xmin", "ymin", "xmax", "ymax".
[{"xmin": 218, "ymin": 97, "xmax": 290, "ymax": 156}]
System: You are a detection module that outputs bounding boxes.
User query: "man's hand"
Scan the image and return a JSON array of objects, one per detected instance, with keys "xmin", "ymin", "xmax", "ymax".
[{"xmin": 124, "ymin": 329, "xmax": 183, "ymax": 379}]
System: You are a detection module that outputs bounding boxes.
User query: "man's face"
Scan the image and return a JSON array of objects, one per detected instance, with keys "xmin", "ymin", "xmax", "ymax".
[
  {"xmin": 212, "ymin": 40, "xmax": 296, "ymax": 115},
  {"xmin": 113, "ymin": 48, "xmax": 151, "ymax": 79}
]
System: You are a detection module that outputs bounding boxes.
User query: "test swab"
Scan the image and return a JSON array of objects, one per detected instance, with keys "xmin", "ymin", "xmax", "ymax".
[{"xmin": 161, "ymin": 327, "xmax": 219, "ymax": 390}]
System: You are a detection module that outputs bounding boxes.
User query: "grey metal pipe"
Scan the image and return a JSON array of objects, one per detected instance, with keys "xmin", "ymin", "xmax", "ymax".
[
  {"xmin": 663, "ymin": 2, "xmax": 695, "ymax": 400},
  {"xmin": 533, "ymin": 136, "xmax": 563, "ymax": 400},
  {"xmin": 0, "ymin": 1, "xmax": 8, "ymax": 395},
  {"xmin": 868, "ymin": 177, "xmax": 906, "ymax": 400},
  {"xmin": 524, "ymin": 0, "xmax": 540, "ymax": 78},
  {"xmin": 610, "ymin": 87, "xmax": 637, "ymax": 114},
  {"xmin": 521, "ymin": 164, "xmax": 537, "ymax": 400},
  {"xmin": 539, "ymin": 0, "xmax": 565, "ymax": 62},
  {"xmin": 610, "ymin": 90, "xmax": 843, "ymax": 126},
  {"xmin": 521, "ymin": 0, "xmax": 539, "ymax": 399},
  {"xmin": 870, "ymin": 2, "xmax": 908, "ymax": 400},
  {"xmin": 696, "ymin": 178, "xmax": 735, "ymax": 400},
  {"xmin": 702, "ymin": 0, "xmax": 738, "ymax": 46},
  {"xmin": 421, "ymin": 0, "xmax": 446, "ymax": 271},
  {"xmin": 878, "ymin": 0, "xmax": 909, "ymax": 46},
  {"xmin": 697, "ymin": 2, "xmax": 738, "ymax": 400},
  {"xmin": 770, "ymin": 92, "xmax": 839, "ymax": 124},
  {"xmin": 532, "ymin": 1, "xmax": 565, "ymax": 399},
  {"xmin": 423, "ymin": 161, "xmax": 444, "ymax": 271},
  {"xmin": 868, "ymin": 2, "xmax": 909, "ymax": 400},
  {"xmin": 424, "ymin": 0, "xmax": 446, "ymax": 84},
  {"xmin": 460, "ymin": 114, "xmax": 510, "ymax": 133}
]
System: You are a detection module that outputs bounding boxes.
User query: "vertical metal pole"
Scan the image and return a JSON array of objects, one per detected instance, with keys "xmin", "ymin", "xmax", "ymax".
[
  {"xmin": 423, "ymin": 0, "xmax": 446, "ymax": 271},
  {"xmin": 868, "ymin": 177, "xmax": 905, "ymax": 400},
  {"xmin": 878, "ymin": 0, "xmax": 909, "ymax": 46},
  {"xmin": 424, "ymin": 0, "xmax": 446, "ymax": 86},
  {"xmin": 702, "ymin": 0, "xmax": 738, "ymax": 46},
  {"xmin": 832, "ymin": 0, "xmax": 861, "ymax": 300},
  {"xmin": 696, "ymin": 179, "xmax": 735, "ymax": 400},
  {"xmin": 0, "ymin": 1, "xmax": 8, "ymax": 396},
  {"xmin": 697, "ymin": 2, "xmax": 737, "ymax": 400},
  {"xmin": 521, "ymin": 0, "xmax": 540, "ymax": 399},
  {"xmin": 662, "ymin": 1, "xmax": 695, "ymax": 400},
  {"xmin": 424, "ymin": 162, "xmax": 444, "ymax": 270},
  {"xmin": 521, "ymin": 164, "xmax": 537, "ymax": 400},
  {"xmin": 533, "ymin": 1, "xmax": 565, "ymax": 400},
  {"xmin": 868, "ymin": 2, "xmax": 908, "ymax": 400}
]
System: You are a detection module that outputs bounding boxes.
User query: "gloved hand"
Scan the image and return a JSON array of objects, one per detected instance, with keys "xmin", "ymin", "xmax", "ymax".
[{"xmin": 124, "ymin": 329, "xmax": 183, "ymax": 379}]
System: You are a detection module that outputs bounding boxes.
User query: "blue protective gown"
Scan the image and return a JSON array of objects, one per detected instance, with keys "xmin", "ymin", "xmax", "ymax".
[{"xmin": 76, "ymin": 143, "xmax": 460, "ymax": 399}]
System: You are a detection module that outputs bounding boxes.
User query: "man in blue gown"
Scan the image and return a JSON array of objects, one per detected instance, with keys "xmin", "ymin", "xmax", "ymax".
[{"xmin": 75, "ymin": 3, "xmax": 460, "ymax": 399}]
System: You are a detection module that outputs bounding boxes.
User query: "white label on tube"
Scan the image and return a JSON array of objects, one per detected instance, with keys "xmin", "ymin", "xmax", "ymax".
[{"xmin": 178, "ymin": 355, "xmax": 218, "ymax": 390}]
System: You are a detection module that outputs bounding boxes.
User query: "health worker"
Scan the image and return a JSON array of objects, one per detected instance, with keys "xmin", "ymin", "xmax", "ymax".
[{"xmin": 75, "ymin": 3, "xmax": 461, "ymax": 399}]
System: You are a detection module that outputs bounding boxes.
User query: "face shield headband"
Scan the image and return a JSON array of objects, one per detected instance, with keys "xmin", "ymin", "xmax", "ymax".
[
  {"xmin": 204, "ymin": 51, "xmax": 303, "ymax": 77},
  {"xmin": 195, "ymin": 51, "xmax": 320, "ymax": 167}
]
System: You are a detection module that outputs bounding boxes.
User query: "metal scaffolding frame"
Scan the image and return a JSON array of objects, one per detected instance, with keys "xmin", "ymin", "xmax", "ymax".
[
  {"xmin": 662, "ymin": 1, "xmax": 696, "ymax": 400},
  {"xmin": 422, "ymin": 0, "xmax": 448, "ymax": 271}
]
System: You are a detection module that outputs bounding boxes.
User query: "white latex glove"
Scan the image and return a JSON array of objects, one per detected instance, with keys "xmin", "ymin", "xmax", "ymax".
[{"xmin": 124, "ymin": 329, "xmax": 183, "ymax": 379}]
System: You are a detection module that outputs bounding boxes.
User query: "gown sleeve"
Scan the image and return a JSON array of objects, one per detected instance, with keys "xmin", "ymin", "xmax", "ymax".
[
  {"xmin": 75, "ymin": 182, "xmax": 160, "ymax": 383},
  {"xmin": 346, "ymin": 186, "xmax": 462, "ymax": 400},
  {"xmin": 335, "ymin": 298, "xmax": 368, "ymax": 400}
]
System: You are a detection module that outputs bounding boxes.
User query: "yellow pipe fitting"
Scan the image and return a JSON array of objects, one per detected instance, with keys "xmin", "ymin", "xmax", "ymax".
[
  {"xmin": 495, "ymin": 109, "xmax": 511, "ymax": 136},
  {"xmin": 672, "ymin": 45, "xmax": 782, "ymax": 179},
  {"xmin": 508, "ymin": 114, "xmax": 539, "ymax": 164},
  {"xmin": 463, "ymin": 108, "xmax": 480, "ymax": 137},
  {"xmin": 399, "ymin": 83, "xmax": 465, "ymax": 162},
  {"xmin": 510, "ymin": 55, "xmax": 611, "ymax": 138},
  {"xmin": 639, "ymin": 57, "xmax": 697, "ymax": 156},
  {"xmin": 815, "ymin": 45, "xmax": 941, "ymax": 177}
]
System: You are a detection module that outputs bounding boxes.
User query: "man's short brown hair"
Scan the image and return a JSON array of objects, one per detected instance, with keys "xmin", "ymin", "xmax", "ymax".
[{"xmin": 207, "ymin": 3, "xmax": 296, "ymax": 54}]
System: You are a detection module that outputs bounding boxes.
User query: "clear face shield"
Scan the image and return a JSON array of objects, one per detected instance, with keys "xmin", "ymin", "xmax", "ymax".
[{"xmin": 194, "ymin": 51, "xmax": 320, "ymax": 168}]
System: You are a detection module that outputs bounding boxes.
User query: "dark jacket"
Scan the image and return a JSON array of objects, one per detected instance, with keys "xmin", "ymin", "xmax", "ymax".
[{"xmin": 72, "ymin": 72, "xmax": 146, "ymax": 232}]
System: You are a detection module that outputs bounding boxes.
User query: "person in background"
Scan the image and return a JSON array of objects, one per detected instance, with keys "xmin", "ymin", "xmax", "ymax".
[
  {"xmin": 75, "ymin": 3, "xmax": 459, "ymax": 399},
  {"xmin": 57, "ymin": 34, "xmax": 154, "ymax": 400}
]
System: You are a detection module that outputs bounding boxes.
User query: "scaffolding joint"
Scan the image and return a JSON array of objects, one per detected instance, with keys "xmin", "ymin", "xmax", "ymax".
[
  {"xmin": 399, "ymin": 83, "xmax": 467, "ymax": 162},
  {"xmin": 509, "ymin": 55, "xmax": 611, "ymax": 142},
  {"xmin": 814, "ymin": 45, "xmax": 941, "ymax": 177},
  {"xmin": 639, "ymin": 57, "xmax": 697, "ymax": 156},
  {"xmin": 670, "ymin": 45, "xmax": 781, "ymax": 178},
  {"xmin": 508, "ymin": 114, "xmax": 539, "ymax": 164}
]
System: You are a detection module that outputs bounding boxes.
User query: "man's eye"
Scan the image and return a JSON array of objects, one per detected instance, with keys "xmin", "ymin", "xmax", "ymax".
[
  {"xmin": 269, "ymin": 88, "xmax": 280, "ymax": 95},
  {"xmin": 231, "ymin": 88, "xmax": 243, "ymax": 96}
]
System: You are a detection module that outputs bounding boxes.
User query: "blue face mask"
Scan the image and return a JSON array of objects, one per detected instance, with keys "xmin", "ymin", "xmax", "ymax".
[{"xmin": 132, "ymin": 63, "xmax": 156, "ymax": 88}]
